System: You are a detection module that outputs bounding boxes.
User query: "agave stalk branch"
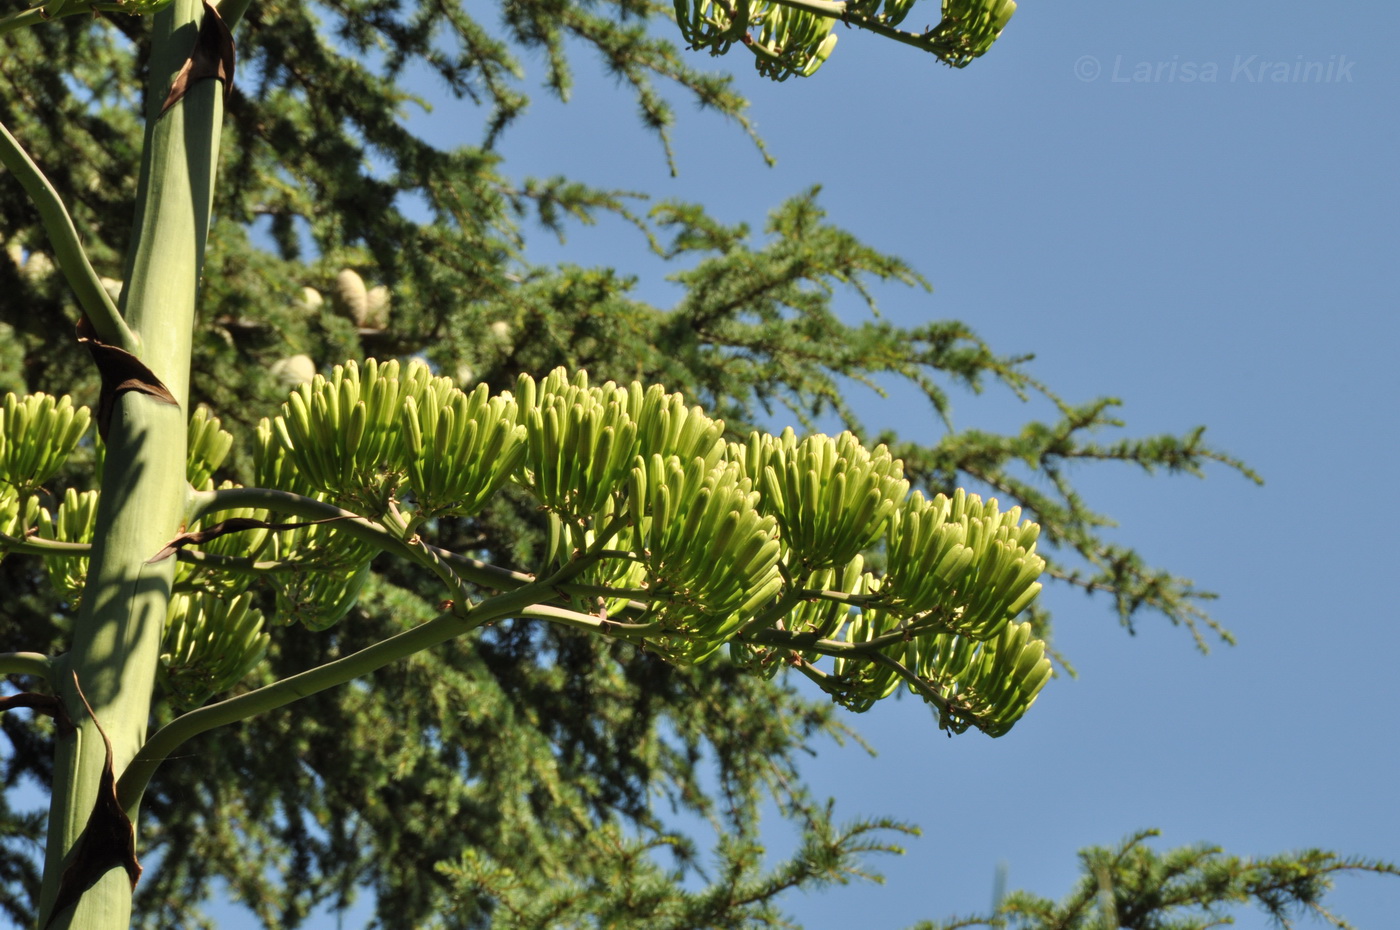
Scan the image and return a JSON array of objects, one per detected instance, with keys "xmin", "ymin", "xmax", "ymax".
[
  {"xmin": 789, "ymin": 648, "xmax": 957, "ymax": 723},
  {"xmin": 0, "ymin": 120, "xmax": 134, "ymax": 352},
  {"xmin": 0, "ymin": 7, "xmax": 47, "ymax": 35},
  {"xmin": 0, "ymin": 533, "xmax": 91, "ymax": 557},
  {"xmin": 117, "ymin": 583, "xmax": 551, "ymax": 812},
  {"xmin": 735, "ymin": 585, "xmax": 806, "ymax": 638},
  {"xmin": 172, "ymin": 549, "xmax": 351, "ymax": 575},
  {"xmin": 751, "ymin": 617, "xmax": 954, "ymax": 657},
  {"xmin": 745, "ymin": 625, "xmax": 903, "ymax": 664},
  {"xmin": 859, "ymin": 648, "xmax": 951, "ymax": 715},
  {"xmin": 432, "ymin": 548, "xmax": 536, "ymax": 590},
  {"xmin": 120, "ymin": 543, "xmax": 603, "ymax": 810},
  {"xmin": 191, "ymin": 487, "xmax": 422, "ymax": 562},
  {"xmin": 193, "ymin": 485, "xmax": 480, "ymax": 606},
  {"xmin": 0, "ymin": 652, "xmax": 53, "ymax": 680},
  {"xmin": 764, "ymin": 0, "xmax": 941, "ymax": 55},
  {"xmin": 518, "ymin": 603, "xmax": 661, "ymax": 639}
]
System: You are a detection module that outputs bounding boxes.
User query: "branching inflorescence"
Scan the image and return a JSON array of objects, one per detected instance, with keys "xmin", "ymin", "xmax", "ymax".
[{"xmin": 0, "ymin": 360, "xmax": 1051, "ymax": 757}]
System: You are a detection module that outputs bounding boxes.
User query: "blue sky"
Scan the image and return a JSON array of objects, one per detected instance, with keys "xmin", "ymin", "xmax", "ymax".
[{"xmin": 280, "ymin": 0, "xmax": 1400, "ymax": 926}]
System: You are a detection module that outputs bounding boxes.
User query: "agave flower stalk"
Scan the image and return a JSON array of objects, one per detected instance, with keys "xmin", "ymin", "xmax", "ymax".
[{"xmin": 36, "ymin": 0, "xmax": 232, "ymax": 925}]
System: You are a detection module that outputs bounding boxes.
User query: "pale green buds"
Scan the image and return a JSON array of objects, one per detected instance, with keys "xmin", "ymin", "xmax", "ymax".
[
  {"xmin": 187, "ymin": 405, "xmax": 234, "ymax": 490},
  {"xmin": 672, "ymin": 0, "xmax": 1014, "ymax": 78},
  {"xmin": 177, "ymin": 483, "xmax": 270, "ymax": 597},
  {"xmin": 0, "ymin": 392, "xmax": 91, "ymax": 495},
  {"xmin": 634, "ymin": 382, "xmax": 727, "ymax": 467},
  {"xmin": 189, "ymin": 363, "xmax": 1054, "ymax": 736},
  {"xmin": 36, "ymin": 488, "xmax": 98, "ymax": 603},
  {"xmin": 544, "ymin": 504, "xmax": 649, "ymax": 619},
  {"xmin": 255, "ymin": 417, "xmax": 319, "ymax": 498},
  {"xmin": 672, "ymin": 0, "xmax": 751, "ymax": 58},
  {"xmin": 517, "ymin": 369, "xmax": 638, "ymax": 520},
  {"xmin": 882, "ymin": 489, "xmax": 1043, "ymax": 641},
  {"xmin": 0, "ymin": 494, "xmax": 42, "ymax": 566},
  {"xmin": 926, "ymin": 0, "xmax": 1017, "ymax": 68},
  {"xmin": 161, "ymin": 592, "xmax": 270, "ymax": 709},
  {"xmin": 672, "ymin": 0, "xmax": 837, "ymax": 80},
  {"xmin": 750, "ymin": 5, "xmax": 838, "ymax": 81},
  {"xmin": 402, "ymin": 381, "xmax": 526, "ymax": 518},
  {"xmin": 751, "ymin": 429, "xmax": 908, "ymax": 571},
  {"xmin": 272, "ymin": 358, "xmax": 429, "ymax": 509},
  {"xmin": 911, "ymin": 620, "xmax": 1051, "ymax": 736},
  {"xmin": 829, "ymin": 591, "xmax": 904, "ymax": 712},
  {"xmin": 273, "ymin": 560, "xmax": 372, "ymax": 632},
  {"xmin": 628, "ymin": 455, "xmax": 784, "ymax": 662}
]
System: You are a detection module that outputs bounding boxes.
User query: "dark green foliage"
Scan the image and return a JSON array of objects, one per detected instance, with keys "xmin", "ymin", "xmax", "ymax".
[
  {"xmin": 0, "ymin": 1, "xmax": 1388, "ymax": 928},
  {"xmin": 915, "ymin": 830, "xmax": 1400, "ymax": 930}
]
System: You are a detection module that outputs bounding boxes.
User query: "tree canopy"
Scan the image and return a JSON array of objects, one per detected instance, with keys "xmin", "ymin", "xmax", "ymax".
[{"xmin": 0, "ymin": 0, "xmax": 1394, "ymax": 928}]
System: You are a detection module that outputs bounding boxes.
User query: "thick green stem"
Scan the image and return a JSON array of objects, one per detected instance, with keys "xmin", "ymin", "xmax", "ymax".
[{"xmin": 37, "ymin": 0, "xmax": 226, "ymax": 926}]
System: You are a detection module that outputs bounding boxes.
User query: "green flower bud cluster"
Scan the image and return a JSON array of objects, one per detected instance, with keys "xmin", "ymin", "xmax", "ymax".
[
  {"xmin": 732, "ymin": 557, "xmax": 867, "ymax": 679},
  {"xmin": 517, "ymin": 369, "xmax": 639, "ymax": 520},
  {"xmin": 36, "ymin": 488, "xmax": 98, "ymax": 604},
  {"xmin": 672, "ymin": 0, "xmax": 751, "ymax": 58},
  {"xmin": 828, "ymin": 575, "xmax": 902, "ymax": 711},
  {"xmin": 34, "ymin": 407, "xmax": 247, "ymax": 609},
  {"xmin": 187, "ymin": 405, "xmax": 234, "ymax": 491},
  {"xmin": 748, "ymin": 5, "xmax": 838, "ymax": 82},
  {"xmin": 627, "ymin": 455, "xmax": 784, "ymax": 662},
  {"xmin": 912, "ymin": 620, "xmax": 1050, "ymax": 736},
  {"xmin": 516, "ymin": 370, "xmax": 785, "ymax": 662},
  {"xmin": 404, "ymin": 381, "xmax": 526, "ymax": 518},
  {"xmin": 923, "ymin": 0, "xmax": 1017, "ymax": 68},
  {"xmin": 272, "ymin": 559, "xmax": 373, "ymax": 633},
  {"xmin": 672, "ymin": 0, "xmax": 1014, "ymax": 79},
  {"xmin": 0, "ymin": 493, "xmax": 42, "ymax": 564},
  {"xmin": 252, "ymin": 420, "xmax": 377, "ymax": 630},
  {"xmin": 270, "ymin": 358, "xmax": 525, "ymax": 519},
  {"xmin": 0, "ymin": 391, "xmax": 90, "ymax": 569},
  {"xmin": 748, "ymin": 428, "xmax": 908, "ymax": 571},
  {"xmin": 0, "ymin": 363, "xmax": 1053, "ymax": 733},
  {"xmin": 544, "ymin": 510, "xmax": 642, "ymax": 618},
  {"xmin": 519, "ymin": 370, "xmax": 730, "ymax": 516},
  {"xmin": 795, "ymin": 489, "xmax": 1047, "ymax": 730},
  {"xmin": 820, "ymin": 571, "xmax": 1049, "ymax": 734},
  {"xmin": 504, "ymin": 369, "xmax": 1049, "ymax": 733},
  {"xmin": 673, "ymin": 0, "xmax": 838, "ymax": 81},
  {"xmin": 0, "ymin": 392, "xmax": 90, "ymax": 496},
  {"xmin": 882, "ymin": 488, "xmax": 1043, "ymax": 640},
  {"xmin": 184, "ymin": 411, "xmax": 374, "ymax": 634},
  {"xmin": 528, "ymin": 374, "xmax": 732, "ymax": 627},
  {"xmin": 160, "ymin": 592, "xmax": 270, "ymax": 709},
  {"xmin": 845, "ymin": 0, "xmax": 917, "ymax": 28},
  {"xmin": 273, "ymin": 359, "xmax": 433, "ymax": 509}
]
